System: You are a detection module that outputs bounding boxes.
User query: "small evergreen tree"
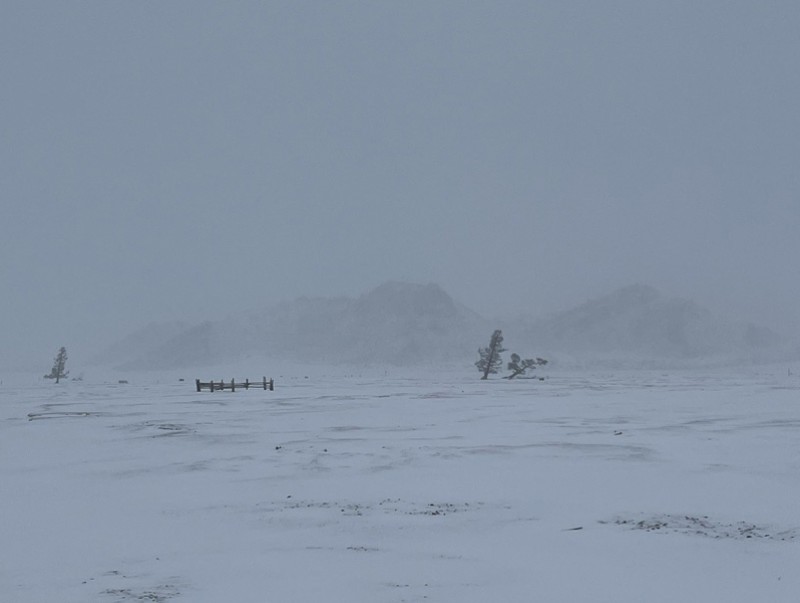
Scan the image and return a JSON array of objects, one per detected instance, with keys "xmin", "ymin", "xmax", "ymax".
[
  {"xmin": 45, "ymin": 347, "xmax": 69, "ymax": 383},
  {"xmin": 505, "ymin": 354, "xmax": 548, "ymax": 379},
  {"xmin": 476, "ymin": 330, "xmax": 505, "ymax": 380}
]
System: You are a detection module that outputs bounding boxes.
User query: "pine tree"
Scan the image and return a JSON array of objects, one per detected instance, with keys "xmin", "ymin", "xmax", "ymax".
[
  {"xmin": 476, "ymin": 330, "xmax": 505, "ymax": 380},
  {"xmin": 45, "ymin": 347, "xmax": 69, "ymax": 383},
  {"xmin": 505, "ymin": 354, "xmax": 548, "ymax": 379}
]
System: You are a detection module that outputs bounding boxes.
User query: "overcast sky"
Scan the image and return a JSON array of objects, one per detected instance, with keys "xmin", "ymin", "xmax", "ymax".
[{"xmin": 2, "ymin": 1, "xmax": 799, "ymax": 369}]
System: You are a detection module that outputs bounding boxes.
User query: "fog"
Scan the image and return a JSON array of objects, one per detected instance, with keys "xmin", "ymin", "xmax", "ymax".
[{"xmin": 2, "ymin": 1, "xmax": 799, "ymax": 370}]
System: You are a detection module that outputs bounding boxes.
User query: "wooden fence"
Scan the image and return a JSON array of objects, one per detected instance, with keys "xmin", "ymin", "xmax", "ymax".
[{"xmin": 196, "ymin": 377, "xmax": 274, "ymax": 392}]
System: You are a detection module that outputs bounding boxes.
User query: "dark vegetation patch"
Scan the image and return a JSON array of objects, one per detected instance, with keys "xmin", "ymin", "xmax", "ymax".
[{"xmin": 605, "ymin": 514, "xmax": 798, "ymax": 541}]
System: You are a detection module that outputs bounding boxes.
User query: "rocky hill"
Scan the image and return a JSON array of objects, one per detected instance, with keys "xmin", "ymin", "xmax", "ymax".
[
  {"xmin": 95, "ymin": 282, "xmax": 796, "ymax": 371},
  {"xmin": 99, "ymin": 282, "xmax": 488, "ymax": 370},
  {"xmin": 517, "ymin": 284, "xmax": 792, "ymax": 367}
]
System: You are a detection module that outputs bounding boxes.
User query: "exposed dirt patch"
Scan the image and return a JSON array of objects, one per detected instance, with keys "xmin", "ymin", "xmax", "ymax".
[{"xmin": 605, "ymin": 514, "xmax": 799, "ymax": 541}]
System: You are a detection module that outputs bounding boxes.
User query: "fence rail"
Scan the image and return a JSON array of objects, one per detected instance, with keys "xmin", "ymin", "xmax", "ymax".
[{"xmin": 196, "ymin": 377, "xmax": 274, "ymax": 392}]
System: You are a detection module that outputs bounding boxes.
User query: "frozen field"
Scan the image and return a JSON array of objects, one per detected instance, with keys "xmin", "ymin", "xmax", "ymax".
[{"xmin": 2, "ymin": 365, "xmax": 799, "ymax": 602}]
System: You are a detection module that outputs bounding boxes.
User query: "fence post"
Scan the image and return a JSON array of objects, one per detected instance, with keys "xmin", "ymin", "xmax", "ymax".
[
  {"xmin": 196, "ymin": 379, "xmax": 201, "ymax": 392},
  {"xmin": 262, "ymin": 376, "xmax": 267, "ymax": 390},
  {"xmin": 209, "ymin": 380, "xmax": 214, "ymax": 392},
  {"xmin": 245, "ymin": 378, "xmax": 249, "ymax": 389},
  {"xmin": 231, "ymin": 378, "xmax": 235, "ymax": 392},
  {"xmin": 269, "ymin": 378, "xmax": 274, "ymax": 391}
]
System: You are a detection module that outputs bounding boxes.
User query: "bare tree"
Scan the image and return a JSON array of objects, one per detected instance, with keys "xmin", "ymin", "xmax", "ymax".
[
  {"xmin": 45, "ymin": 347, "xmax": 69, "ymax": 383},
  {"xmin": 476, "ymin": 330, "xmax": 505, "ymax": 380},
  {"xmin": 505, "ymin": 354, "xmax": 548, "ymax": 379}
]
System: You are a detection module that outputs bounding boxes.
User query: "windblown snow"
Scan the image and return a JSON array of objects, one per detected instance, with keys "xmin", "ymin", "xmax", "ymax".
[{"xmin": 2, "ymin": 365, "xmax": 799, "ymax": 602}]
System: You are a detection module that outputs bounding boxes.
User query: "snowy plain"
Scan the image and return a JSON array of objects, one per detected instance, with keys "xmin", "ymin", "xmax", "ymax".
[{"xmin": 2, "ymin": 363, "xmax": 800, "ymax": 602}]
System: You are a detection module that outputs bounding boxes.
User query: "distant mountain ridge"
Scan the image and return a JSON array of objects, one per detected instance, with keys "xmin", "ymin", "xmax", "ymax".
[
  {"xmin": 89, "ymin": 320, "xmax": 191, "ymax": 367},
  {"xmin": 99, "ymin": 282, "xmax": 488, "ymax": 370},
  {"xmin": 518, "ymin": 284, "xmax": 792, "ymax": 366},
  {"xmin": 94, "ymin": 282, "xmax": 796, "ymax": 371}
]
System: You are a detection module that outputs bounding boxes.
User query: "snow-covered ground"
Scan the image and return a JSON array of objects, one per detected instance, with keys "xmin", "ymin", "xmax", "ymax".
[{"xmin": 2, "ymin": 365, "xmax": 799, "ymax": 602}]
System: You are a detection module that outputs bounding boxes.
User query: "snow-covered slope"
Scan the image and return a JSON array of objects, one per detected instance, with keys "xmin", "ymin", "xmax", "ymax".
[
  {"xmin": 97, "ymin": 283, "xmax": 796, "ymax": 372},
  {"xmin": 518, "ymin": 284, "xmax": 794, "ymax": 367},
  {"xmin": 111, "ymin": 282, "xmax": 488, "ymax": 370}
]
